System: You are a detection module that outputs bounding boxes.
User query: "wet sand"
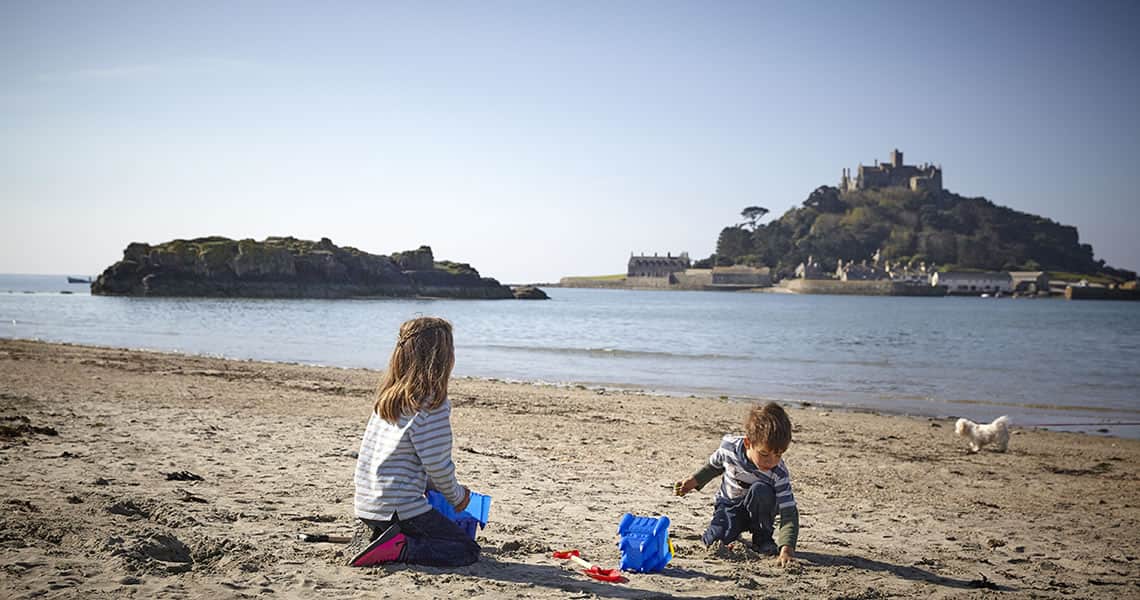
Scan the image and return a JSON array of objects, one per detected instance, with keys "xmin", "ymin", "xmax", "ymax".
[{"xmin": 1, "ymin": 339, "xmax": 1138, "ymax": 598}]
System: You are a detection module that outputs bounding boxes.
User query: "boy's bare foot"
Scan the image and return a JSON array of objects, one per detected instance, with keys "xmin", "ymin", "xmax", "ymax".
[{"xmin": 704, "ymin": 540, "xmax": 730, "ymax": 558}]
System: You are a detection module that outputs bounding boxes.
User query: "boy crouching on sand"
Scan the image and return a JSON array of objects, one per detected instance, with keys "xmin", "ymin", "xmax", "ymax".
[{"xmin": 674, "ymin": 402, "xmax": 798, "ymax": 566}]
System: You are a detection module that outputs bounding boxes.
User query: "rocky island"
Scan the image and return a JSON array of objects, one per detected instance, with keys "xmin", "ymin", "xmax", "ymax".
[
  {"xmin": 711, "ymin": 149, "xmax": 1136, "ymax": 282},
  {"xmin": 91, "ymin": 237, "xmax": 519, "ymax": 299}
]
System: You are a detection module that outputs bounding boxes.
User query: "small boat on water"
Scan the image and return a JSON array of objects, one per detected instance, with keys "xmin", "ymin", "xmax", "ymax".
[{"xmin": 67, "ymin": 276, "xmax": 92, "ymax": 284}]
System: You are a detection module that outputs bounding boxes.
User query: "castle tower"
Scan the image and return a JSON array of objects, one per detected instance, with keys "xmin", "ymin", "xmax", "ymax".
[{"xmin": 890, "ymin": 148, "xmax": 903, "ymax": 168}]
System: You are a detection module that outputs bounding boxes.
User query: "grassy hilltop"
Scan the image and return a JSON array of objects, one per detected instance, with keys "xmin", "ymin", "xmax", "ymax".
[{"xmin": 708, "ymin": 186, "xmax": 1135, "ymax": 282}]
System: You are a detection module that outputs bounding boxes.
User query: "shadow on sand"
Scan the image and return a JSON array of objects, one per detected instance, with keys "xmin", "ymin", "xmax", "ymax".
[
  {"xmin": 796, "ymin": 551, "xmax": 1016, "ymax": 591},
  {"xmin": 380, "ymin": 552, "xmax": 1014, "ymax": 597},
  {"xmin": 402, "ymin": 556, "xmax": 735, "ymax": 600}
]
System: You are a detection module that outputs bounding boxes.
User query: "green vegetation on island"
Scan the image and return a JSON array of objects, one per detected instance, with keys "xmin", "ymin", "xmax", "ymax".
[
  {"xmin": 703, "ymin": 186, "xmax": 1136, "ymax": 283},
  {"xmin": 91, "ymin": 237, "xmax": 522, "ymax": 299}
]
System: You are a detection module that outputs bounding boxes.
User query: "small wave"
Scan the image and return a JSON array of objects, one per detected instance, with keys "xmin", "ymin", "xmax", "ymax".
[
  {"xmin": 933, "ymin": 396, "xmax": 1140, "ymax": 415},
  {"xmin": 466, "ymin": 343, "xmax": 748, "ymax": 361},
  {"xmin": 768, "ymin": 355, "xmax": 892, "ymax": 368}
]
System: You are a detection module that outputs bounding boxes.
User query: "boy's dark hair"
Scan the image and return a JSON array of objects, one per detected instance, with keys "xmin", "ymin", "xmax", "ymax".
[{"xmin": 745, "ymin": 402, "xmax": 792, "ymax": 452}]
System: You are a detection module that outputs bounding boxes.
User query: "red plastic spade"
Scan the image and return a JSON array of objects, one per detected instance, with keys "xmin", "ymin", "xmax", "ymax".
[{"xmin": 552, "ymin": 549, "xmax": 625, "ymax": 583}]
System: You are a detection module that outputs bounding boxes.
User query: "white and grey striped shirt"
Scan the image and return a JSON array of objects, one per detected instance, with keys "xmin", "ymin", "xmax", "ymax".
[
  {"xmin": 709, "ymin": 435, "xmax": 796, "ymax": 510},
  {"xmin": 354, "ymin": 398, "xmax": 465, "ymax": 521}
]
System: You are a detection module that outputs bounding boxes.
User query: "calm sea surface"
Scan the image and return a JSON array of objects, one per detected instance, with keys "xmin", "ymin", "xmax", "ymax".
[{"xmin": 3, "ymin": 274, "xmax": 1139, "ymax": 437}]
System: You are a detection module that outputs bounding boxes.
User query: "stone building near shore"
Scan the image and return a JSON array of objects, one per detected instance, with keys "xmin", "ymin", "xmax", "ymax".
[
  {"xmin": 794, "ymin": 249, "xmax": 946, "ymax": 290},
  {"xmin": 627, "ymin": 252, "xmax": 690, "ymax": 278},
  {"xmin": 1009, "ymin": 271, "xmax": 1050, "ymax": 294},
  {"xmin": 884, "ymin": 259, "xmax": 937, "ymax": 284},
  {"xmin": 795, "ymin": 256, "xmax": 831, "ymax": 280},
  {"xmin": 835, "ymin": 259, "xmax": 889, "ymax": 281},
  {"xmin": 931, "ymin": 271, "xmax": 1013, "ymax": 295},
  {"xmin": 564, "ymin": 253, "xmax": 771, "ymax": 291},
  {"xmin": 840, "ymin": 148, "xmax": 943, "ymax": 193}
]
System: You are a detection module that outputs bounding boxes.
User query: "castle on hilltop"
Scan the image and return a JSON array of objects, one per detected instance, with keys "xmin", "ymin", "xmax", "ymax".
[{"xmin": 840, "ymin": 149, "xmax": 942, "ymax": 193}]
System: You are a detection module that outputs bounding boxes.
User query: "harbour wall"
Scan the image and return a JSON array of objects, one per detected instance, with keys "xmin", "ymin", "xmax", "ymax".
[{"xmin": 783, "ymin": 279, "xmax": 946, "ymax": 297}]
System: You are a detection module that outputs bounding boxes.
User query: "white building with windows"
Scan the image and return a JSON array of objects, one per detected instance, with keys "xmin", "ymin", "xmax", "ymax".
[{"xmin": 931, "ymin": 271, "xmax": 1013, "ymax": 295}]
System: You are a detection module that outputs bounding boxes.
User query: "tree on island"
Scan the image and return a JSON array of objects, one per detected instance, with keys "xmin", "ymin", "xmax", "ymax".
[{"xmin": 740, "ymin": 206, "xmax": 769, "ymax": 231}]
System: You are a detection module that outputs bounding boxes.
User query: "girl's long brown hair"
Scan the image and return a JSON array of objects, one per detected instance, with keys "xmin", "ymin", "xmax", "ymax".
[{"xmin": 375, "ymin": 317, "xmax": 455, "ymax": 423}]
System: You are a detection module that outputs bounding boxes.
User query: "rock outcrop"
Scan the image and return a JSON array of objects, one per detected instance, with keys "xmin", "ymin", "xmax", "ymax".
[
  {"xmin": 92, "ymin": 237, "xmax": 515, "ymax": 299},
  {"xmin": 511, "ymin": 286, "xmax": 550, "ymax": 300}
]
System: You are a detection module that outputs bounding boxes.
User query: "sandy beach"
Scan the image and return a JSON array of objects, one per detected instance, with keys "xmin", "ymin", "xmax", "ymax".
[{"xmin": 1, "ymin": 339, "xmax": 1138, "ymax": 599}]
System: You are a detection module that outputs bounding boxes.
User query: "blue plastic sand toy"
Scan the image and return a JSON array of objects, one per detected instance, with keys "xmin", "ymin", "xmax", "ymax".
[
  {"xmin": 617, "ymin": 513, "xmax": 673, "ymax": 572},
  {"xmin": 426, "ymin": 490, "xmax": 491, "ymax": 540}
]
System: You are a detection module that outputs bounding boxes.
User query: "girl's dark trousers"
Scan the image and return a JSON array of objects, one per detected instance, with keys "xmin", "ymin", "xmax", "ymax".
[{"xmin": 363, "ymin": 508, "xmax": 480, "ymax": 567}]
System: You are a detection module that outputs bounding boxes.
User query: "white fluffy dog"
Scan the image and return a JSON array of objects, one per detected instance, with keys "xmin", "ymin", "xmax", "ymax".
[{"xmin": 955, "ymin": 415, "xmax": 1010, "ymax": 452}]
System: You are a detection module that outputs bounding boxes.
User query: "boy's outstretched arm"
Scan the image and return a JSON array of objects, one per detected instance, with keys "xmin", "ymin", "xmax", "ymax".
[
  {"xmin": 775, "ymin": 505, "xmax": 799, "ymax": 567},
  {"xmin": 674, "ymin": 463, "xmax": 723, "ymax": 496}
]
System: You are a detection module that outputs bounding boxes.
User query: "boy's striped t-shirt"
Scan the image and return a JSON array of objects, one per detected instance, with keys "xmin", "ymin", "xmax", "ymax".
[
  {"xmin": 354, "ymin": 398, "xmax": 465, "ymax": 521},
  {"xmin": 708, "ymin": 434, "xmax": 796, "ymax": 510}
]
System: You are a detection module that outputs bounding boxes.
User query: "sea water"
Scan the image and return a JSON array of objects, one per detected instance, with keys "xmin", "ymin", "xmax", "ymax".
[{"xmin": 3, "ymin": 274, "xmax": 1138, "ymax": 437}]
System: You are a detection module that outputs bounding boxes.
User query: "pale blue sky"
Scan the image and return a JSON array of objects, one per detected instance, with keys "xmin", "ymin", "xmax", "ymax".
[{"xmin": 2, "ymin": 1, "xmax": 1138, "ymax": 282}]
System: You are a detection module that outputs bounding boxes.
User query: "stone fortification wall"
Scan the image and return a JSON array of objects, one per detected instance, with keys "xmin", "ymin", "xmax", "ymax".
[
  {"xmin": 673, "ymin": 270, "xmax": 713, "ymax": 289},
  {"xmin": 624, "ymin": 276, "xmax": 675, "ymax": 289},
  {"xmin": 891, "ymin": 283, "xmax": 947, "ymax": 297},
  {"xmin": 784, "ymin": 279, "xmax": 945, "ymax": 297},
  {"xmin": 1065, "ymin": 287, "xmax": 1140, "ymax": 301},
  {"xmin": 785, "ymin": 279, "xmax": 893, "ymax": 295},
  {"xmin": 712, "ymin": 269, "xmax": 771, "ymax": 287},
  {"xmin": 558, "ymin": 277, "xmax": 628, "ymax": 289},
  {"xmin": 559, "ymin": 269, "xmax": 770, "ymax": 292}
]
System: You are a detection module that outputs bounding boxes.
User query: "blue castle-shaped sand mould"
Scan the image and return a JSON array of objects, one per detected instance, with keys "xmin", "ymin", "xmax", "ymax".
[
  {"xmin": 617, "ymin": 513, "xmax": 673, "ymax": 573},
  {"xmin": 426, "ymin": 490, "xmax": 492, "ymax": 540}
]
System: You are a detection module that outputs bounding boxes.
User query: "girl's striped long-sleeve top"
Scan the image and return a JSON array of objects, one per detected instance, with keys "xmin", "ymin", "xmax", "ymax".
[{"xmin": 354, "ymin": 398, "xmax": 464, "ymax": 521}]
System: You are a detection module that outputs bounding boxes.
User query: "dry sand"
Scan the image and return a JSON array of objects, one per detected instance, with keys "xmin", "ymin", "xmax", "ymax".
[{"xmin": 1, "ymin": 339, "xmax": 1138, "ymax": 599}]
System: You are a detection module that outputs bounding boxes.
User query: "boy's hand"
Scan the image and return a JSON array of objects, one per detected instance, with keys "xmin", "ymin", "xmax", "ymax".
[
  {"xmin": 776, "ymin": 546, "xmax": 795, "ymax": 567},
  {"xmin": 673, "ymin": 477, "xmax": 698, "ymax": 497}
]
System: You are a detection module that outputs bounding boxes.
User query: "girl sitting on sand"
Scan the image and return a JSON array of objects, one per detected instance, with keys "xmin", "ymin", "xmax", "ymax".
[{"xmin": 348, "ymin": 317, "xmax": 480, "ymax": 567}]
